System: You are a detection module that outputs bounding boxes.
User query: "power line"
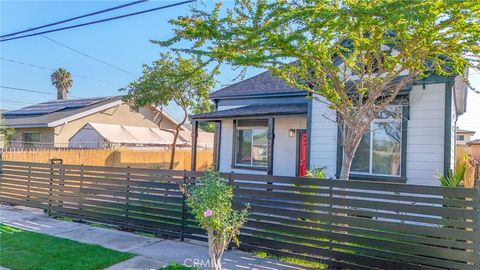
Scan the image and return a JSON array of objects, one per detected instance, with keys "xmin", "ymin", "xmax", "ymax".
[
  {"xmin": 1, "ymin": 85, "xmax": 81, "ymax": 99},
  {"xmin": 0, "ymin": 57, "xmax": 125, "ymax": 85},
  {"xmin": 42, "ymin": 35, "xmax": 138, "ymax": 77},
  {"xmin": 0, "ymin": 0, "xmax": 196, "ymax": 42},
  {"xmin": 0, "ymin": 0, "xmax": 148, "ymax": 38},
  {"xmin": 0, "ymin": 99, "xmax": 34, "ymax": 105}
]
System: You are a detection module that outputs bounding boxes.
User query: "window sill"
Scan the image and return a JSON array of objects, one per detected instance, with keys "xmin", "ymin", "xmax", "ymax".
[
  {"xmin": 348, "ymin": 174, "xmax": 407, "ymax": 183},
  {"xmin": 231, "ymin": 165, "xmax": 268, "ymax": 172}
]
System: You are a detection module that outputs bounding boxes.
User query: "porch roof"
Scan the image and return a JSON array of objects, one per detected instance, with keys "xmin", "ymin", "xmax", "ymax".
[{"xmin": 191, "ymin": 103, "xmax": 308, "ymax": 120}]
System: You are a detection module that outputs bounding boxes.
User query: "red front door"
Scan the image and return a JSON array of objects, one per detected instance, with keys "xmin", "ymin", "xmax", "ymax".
[{"xmin": 298, "ymin": 131, "xmax": 307, "ymax": 177}]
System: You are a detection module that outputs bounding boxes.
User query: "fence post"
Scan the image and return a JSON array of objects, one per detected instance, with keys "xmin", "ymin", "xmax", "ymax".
[
  {"xmin": 78, "ymin": 164, "xmax": 84, "ymax": 221},
  {"xmin": 125, "ymin": 166, "xmax": 130, "ymax": 229},
  {"xmin": 27, "ymin": 164, "xmax": 31, "ymax": 202},
  {"xmin": 181, "ymin": 170, "xmax": 187, "ymax": 241},
  {"xmin": 474, "ymin": 180, "xmax": 480, "ymax": 268},
  {"xmin": 229, "ymin": 171, "xmax": 234, "ymax": 187},
  {"xmin": 47, "ymin": 161, "xmax": 54, "ymax": 215}
]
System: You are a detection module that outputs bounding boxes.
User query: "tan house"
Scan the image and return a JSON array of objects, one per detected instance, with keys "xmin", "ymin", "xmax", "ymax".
[
  {"xmin": 456, "ymin": 127, "xmax": 476, "ymax": 145},
  {"xmin": 2, "ymin": 96, "xmax": 187, "ymax": 148}
]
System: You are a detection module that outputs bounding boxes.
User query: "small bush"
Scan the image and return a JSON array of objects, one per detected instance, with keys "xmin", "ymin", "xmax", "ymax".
[{"xmin": 182, "ymin": 168, "xmax": 249, "ymax": 270}]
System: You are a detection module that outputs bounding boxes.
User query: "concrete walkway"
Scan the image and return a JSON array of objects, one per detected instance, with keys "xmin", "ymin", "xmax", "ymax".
[{"xmin": 0, "ymin": 205, "xmax": 310, "ymax": 270}]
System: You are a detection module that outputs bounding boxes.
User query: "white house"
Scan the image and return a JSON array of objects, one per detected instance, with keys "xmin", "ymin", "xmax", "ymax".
[{"xmin": 191, "ymin": 72, "xmax": 468, "ymax": 186}]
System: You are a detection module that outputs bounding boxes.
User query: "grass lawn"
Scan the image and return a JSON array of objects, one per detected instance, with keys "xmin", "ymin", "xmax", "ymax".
[
  {"xmin": 0, "ymin": 224, "xmax": 134, "ymax": 270},
  {"xmin": 159, "ymin": 262, "xmax": 199, "ymax": 270}
]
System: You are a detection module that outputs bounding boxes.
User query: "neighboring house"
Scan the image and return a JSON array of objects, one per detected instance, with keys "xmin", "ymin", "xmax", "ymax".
[
  {"xmin": 455, "ymin": 127, "xmax": 476, "ymax": 164},
  {"xmin": 3, "ymin": 96, "xmax": 187, "ymax": 148},
  {"xmin": 191, "ymin": 71, "xmax": 468, "ymax": 186},
  {"xmin": 467, "ymin": 139, "xmax": 480, "ymax": 163},
  {"xmin": 69, "ymin": 122, "xmax": 214, "ymax": 149},
  {"xmin": 456, "ymin": 127, "xmax": 476, "ymax": 145}
]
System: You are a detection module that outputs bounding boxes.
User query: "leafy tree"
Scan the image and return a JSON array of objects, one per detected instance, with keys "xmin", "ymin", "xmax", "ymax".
[
  {"xmin": 51, "ymin": 68, "xmax": 73, "ymax": 99},
  {"xmin": 0, "ymin": 117, "xmax": 14, "ymax": 148},
  {"xmin": 158, "ymin": 0, "xmax": 480, "ymax": 179},
  {"xmin": 122, "ymin": 53, "xmax": 216, "ymax": 169},
  {"xmin": 192, "ymin": 101, "xmax": 216, "ymax": 132}
]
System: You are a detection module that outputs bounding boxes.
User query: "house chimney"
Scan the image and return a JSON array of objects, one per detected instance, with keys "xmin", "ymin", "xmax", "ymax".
[{"xmin": 57, "ymin": 89, "xmax": 67, "ymax": 100}]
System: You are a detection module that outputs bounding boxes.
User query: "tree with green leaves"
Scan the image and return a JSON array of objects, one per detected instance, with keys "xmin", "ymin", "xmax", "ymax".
[
  {"xmin": 158, "ymin": 0, "xmax": 479, "ymax": 179},
  {"xmin": 0, "ymin": 117, "xmax": 14, "ymax": 148},
  {"xmin": 51, "ymin": 68, "xmax": 73, "ymax": 100},
  {"xmin": 122, "ymin": 53, "xmax": 216, "ymax": 169},
  {"xmin": 192, "ymin": 101, "xmax": 216, "ymax": 132}
]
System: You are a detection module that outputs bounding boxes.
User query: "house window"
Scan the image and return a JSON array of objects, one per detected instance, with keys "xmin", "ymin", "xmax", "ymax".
[
  {"xmin": 457, "ymin": 135, "xmax": 465, "ymax": 141},
  {"xmin": 23, "ymin": 133, "xmax": 41, "ymax": 147},
  {"xmin": 235, "ymin": 119, "xmax": 268, "ymax": 167},
  {"xmin": 351, "ymin": 106, "xmax": 403, "ymax": 177}
]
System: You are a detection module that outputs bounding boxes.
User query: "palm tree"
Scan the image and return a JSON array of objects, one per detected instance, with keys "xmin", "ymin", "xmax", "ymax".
[{"xmin": 51, "ymin": 68, "xmax": 73, "ymax": 100}]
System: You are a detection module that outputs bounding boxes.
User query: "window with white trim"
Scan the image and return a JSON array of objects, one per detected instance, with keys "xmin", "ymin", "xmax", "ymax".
[
  {"xmin": 351, "ymin": 106, "xmax": 403, "ymax": 177},
  {"xmin": 235, "ymin": 119, "xmax": 268, "ymax": 167}
]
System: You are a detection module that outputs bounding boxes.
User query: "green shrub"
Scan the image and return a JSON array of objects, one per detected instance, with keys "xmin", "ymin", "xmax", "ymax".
[
  {"xmin": 182, "ymin": 168, "xmax": 249, "ymax": 270},
  {"xmin": 436, "ymin": 160, "xmax": 466, "ymax": 187}
]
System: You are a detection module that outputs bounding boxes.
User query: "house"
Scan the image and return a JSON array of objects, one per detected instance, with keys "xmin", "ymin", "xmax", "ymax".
[
  {"xmin": 190, "ymin": 71, "xmax": 468, "ymax": 186},
  {"xmin": 69, "ymin": 122, "xmax": 214, "ymax": 149},
  {"xmin": 2, "ymin": 95, "xmax": 187, "ymax": 148},
  {"xmin": 467, "ymin": 139, "xmax": 480, "ymax": 164},
  {"xmin": 455, "ymin": 127, "xmax": 476, "ymax": 164},
  {"xmin": 456, "ymin": 127, "xmax": 476, "ymax": 145}
]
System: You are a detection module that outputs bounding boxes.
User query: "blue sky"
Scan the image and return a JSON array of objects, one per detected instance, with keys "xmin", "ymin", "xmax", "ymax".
[{"xmin": 1, "ymin": 0, "xmax": 479, "ymax": 137}]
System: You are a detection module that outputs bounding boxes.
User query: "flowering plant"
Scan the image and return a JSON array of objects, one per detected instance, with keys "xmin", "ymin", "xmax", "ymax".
[{"xmin": 183, "ymin": 168, "xmax": 248, "ymax": 270}]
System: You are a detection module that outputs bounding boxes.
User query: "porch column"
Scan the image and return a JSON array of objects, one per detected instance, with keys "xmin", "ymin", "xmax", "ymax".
[
  {"xmin": 191, "ymin": 120, "xmax": 198, "ymax": 171},
  {"xmin": 213, "ymin": 121, "xmax": 222, "ymax": 170},
  {"xmin": 267, "ymin": 117, "xmax": 275, "ymax": 175}
]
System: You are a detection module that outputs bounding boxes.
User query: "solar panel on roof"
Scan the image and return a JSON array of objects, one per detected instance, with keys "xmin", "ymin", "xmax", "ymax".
[{"xmin": 3, "ymin": 97, "xmax": 111, "ymax": 116}]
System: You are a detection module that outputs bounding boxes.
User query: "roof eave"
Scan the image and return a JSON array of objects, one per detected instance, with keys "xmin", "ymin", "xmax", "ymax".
[
  {"xmin": 211, "ymin": 91, "xmax": 307, "ymax": 100},
  {"xmin": 191, "ymin": 112, "xmax": 308, "ymax": 121}
]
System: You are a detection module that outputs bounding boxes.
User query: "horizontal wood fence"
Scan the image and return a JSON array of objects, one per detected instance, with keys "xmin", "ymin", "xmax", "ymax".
[
  {"xmin": 1, "ymin": 148, "xmax": 213, "ymax": 170},
  {"xmin": 1, "ymin": 160, "xmax": 479, "ymax": 270}
]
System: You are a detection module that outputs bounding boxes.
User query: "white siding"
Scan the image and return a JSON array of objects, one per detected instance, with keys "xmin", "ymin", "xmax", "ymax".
[
  {"xmin": 309, "ymin": 97, "xmax": 338, "ymax": 178},
  {"xmin": 273, "ymin": 117, "xmax": 307, "ymax": 176},
  {"xmin": 406, "ymin": 83, "xmax": 446, "ymax": 186}
]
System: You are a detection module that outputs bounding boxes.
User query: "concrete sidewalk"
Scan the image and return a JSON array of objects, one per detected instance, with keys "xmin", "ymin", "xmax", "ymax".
[{"xmin": 0, "ymin": 204, "xmax": 309, "ymax": 270}]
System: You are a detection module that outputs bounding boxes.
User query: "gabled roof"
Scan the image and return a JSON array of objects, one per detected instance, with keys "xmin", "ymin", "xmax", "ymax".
[
  {"xmin": 191, "ymin": 103, "xmax": 308, "ymax": 120},
  {"xmin": 3, "ymin": 96, "xmax": 123, "ymax": 128},
  {"xmin": 210, "ymin": 71, "xmax": 305, "ymax": 99}
]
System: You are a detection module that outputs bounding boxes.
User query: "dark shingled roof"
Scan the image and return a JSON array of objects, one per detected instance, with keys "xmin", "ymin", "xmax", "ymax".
[
  {"xmin": 191, "ymin": 103, "xmax": 308, "ymax": 120},
  {"xmin": 210, "ymin": 71, "xmax": 305, "ymax": 99}
]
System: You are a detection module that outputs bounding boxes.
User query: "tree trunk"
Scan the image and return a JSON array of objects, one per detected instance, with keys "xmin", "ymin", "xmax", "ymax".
[
  {"xmin": 338, "ymin": 122, "xmax": 370, "ymax": 180},
  {"xmin": 207, "ymin": 230, "xmax": 222, "ymax": 270},
  {"xmin": 169, "ymin": 128, "xmax": 180, "ymax": 170},
  {"xmin": 339, "ymin": 149, "xmax": 354, "ymax": 180}
]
